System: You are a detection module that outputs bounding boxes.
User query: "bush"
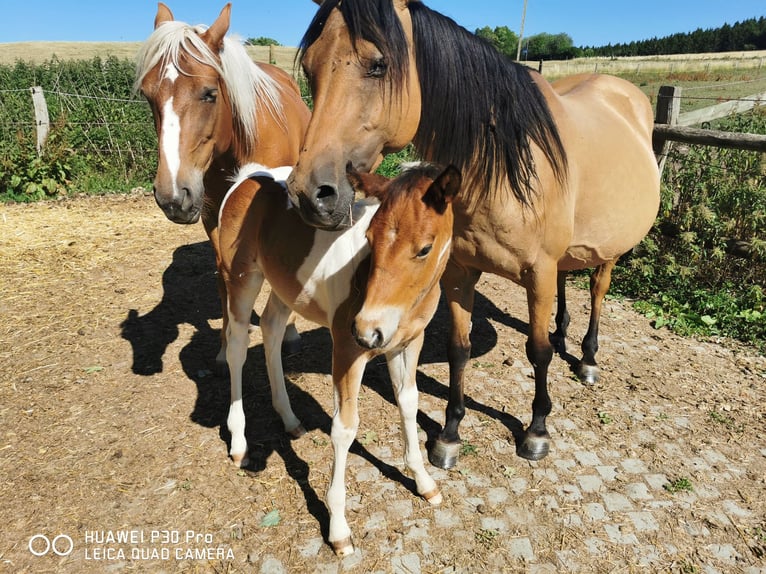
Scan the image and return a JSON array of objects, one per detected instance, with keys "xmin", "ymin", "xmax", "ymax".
[
  {"xmin": 0, "ymin": 57, "xmax": 156, "ymax": 202},
  {"xmin": 614, "ymin": 108, "xmax": 766, "ymax": 349}
]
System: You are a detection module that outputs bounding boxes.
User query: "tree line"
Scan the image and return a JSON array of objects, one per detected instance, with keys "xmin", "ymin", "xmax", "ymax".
[{"xmin": 476, "ymin": 16, "xmax": 766, "ymax": 60}]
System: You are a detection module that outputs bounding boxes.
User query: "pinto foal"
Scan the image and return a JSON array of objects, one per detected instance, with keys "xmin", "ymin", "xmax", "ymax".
[{"xmin": 218, "ymin": 163, "xmax": 460, "ymax": 555}]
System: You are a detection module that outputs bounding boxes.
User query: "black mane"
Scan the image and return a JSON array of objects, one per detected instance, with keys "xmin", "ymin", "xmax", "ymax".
[{"xmin": 299, "ymin": 0, "xmax": 568, "ymax": 207}]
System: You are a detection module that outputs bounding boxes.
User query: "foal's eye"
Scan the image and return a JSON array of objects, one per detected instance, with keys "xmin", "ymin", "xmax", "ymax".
[
  {"xmin": 201, "ymin": 88, "xmax": 217, "ymax": 103},
  {"xmin": 366, "ymin": 58, "xmax": 388, "ymax": 78},
  {"xmin": 416, "ymin": 244, "xmax": 433, "ymax": 259}
]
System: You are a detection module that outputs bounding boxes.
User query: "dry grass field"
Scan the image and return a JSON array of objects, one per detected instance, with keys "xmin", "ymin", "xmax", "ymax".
[{"xmin": 3, "ymin": 42, "xmax": 765, "ymax": 115}]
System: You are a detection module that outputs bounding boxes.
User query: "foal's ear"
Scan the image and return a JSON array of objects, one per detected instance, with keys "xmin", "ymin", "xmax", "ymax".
[
  {"xmin": 154, "ymin": 3, "xmax": 175, "ymax": 29},
  {"xmin": 346, "ymin": 162, "xmax": 390, "ymax": 199},
  {"xmin": 425, "ymin": 165, "xmax": 461, "ymax": 213},
  {"xmin": 201, "ymin": 3, "xmax": 232, "ymax": 52}
]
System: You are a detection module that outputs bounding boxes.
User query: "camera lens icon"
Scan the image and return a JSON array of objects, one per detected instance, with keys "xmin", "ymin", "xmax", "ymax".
[{"xmin": 29, "ymin": 534, "xmax": 74, "ymax": 557}]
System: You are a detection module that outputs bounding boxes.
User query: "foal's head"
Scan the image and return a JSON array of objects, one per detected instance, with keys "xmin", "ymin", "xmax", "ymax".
[{"xmin": 348, "ymin": 163, "xmax": 460, "ymax": 350}]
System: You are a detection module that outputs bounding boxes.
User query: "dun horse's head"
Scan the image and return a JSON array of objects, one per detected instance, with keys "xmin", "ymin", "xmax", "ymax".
[
  {"xmin": 136, "ymin": 3, "xmax": 234, "ymax": 224},
  {"xmin": 287, "ymin": 0, "xmax": 422, "ymax": 230},
  {"xmin": 348, "ymin": 163, "xmax": 460, "ymax": 350}
]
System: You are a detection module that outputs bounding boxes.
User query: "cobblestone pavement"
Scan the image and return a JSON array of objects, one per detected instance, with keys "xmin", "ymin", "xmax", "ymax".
[{"xmin": 1, "ymin": 196, "xmax": 764, "ymax": 573}]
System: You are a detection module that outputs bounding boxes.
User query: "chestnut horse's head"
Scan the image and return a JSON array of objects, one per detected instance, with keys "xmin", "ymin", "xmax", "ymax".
[
  {"xmin": 136, "ymin": 3, "xmax": 284, "ymax": 224},
  {"xmin": 287, "ymin": 0, "xmax": 421, "ymax": 230},
  {"xmin": 348, "ymin": 163, "xmax": 460, "ymax": 350}
]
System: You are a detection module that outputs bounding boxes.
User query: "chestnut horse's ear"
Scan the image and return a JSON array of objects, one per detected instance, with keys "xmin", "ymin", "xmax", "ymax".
[
  {"xmin": 346, "ymin": 162, "xmax": 389, "ymax": 199},
  {"xmin": 154, "ymin": 3, "xmax": 174, "ymax": 29},
  {"xmin": 201, "ymin": 3, "xmax": 232, "ymax": 52},
  {"xmin": 425, "ymin": 165, "xmax": 461, "ymax": 213}
]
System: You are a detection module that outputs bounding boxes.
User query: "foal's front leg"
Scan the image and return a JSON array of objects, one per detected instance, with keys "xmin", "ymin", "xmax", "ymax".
[
  {"xmin": 326, "ymin": 349, "xmax": 367, "ymax": 557},
  {"xmin": 225, "ymin": 270, "xmax": 265, "ymax": 467},
  {"xmin": 386, "ymin": 334, "xmax": 441, "ymax": 505}
]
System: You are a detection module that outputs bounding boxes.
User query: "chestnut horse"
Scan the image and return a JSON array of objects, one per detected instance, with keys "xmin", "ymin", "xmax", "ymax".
[
  {"xmin": 135, "ymin": 3, "xmax": 310, "ymax": 366},
  {"xmin": 218, "ymin": 162, "xmax": 459, "ymax": 555},
  {"xmin": 287, "ymin": 0, "xmax": 660, "ymax": 468}
]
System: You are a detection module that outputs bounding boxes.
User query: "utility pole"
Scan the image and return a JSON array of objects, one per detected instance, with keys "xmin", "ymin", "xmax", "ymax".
[{"xmin": 516, "ymin": 0, "xmax": 528, "ymax": 61}]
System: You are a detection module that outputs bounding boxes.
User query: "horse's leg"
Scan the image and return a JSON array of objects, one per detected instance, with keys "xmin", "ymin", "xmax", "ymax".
[
  {"xmin": 282, "ymin": 312, "xmax": 302, "ymax": 355},
  {"xmin": 551, "ymin": 271, "xmax": 570, "ymax": 353},
  {"xmin": 429, "ymin": 261, "xmax": 482, "ymax": 470},
  {"xmin": 225, "ymin": 270, "xmax": 264, "ymax": 467},
  {"xmin": 200, "ymin": 188, "xmax": 230, "ymax": 372},
  {"xmin": 518, "ymin": 261, "xmax": 558, "ymax": 461},
  {"xmin": 260, "ymin": 294, "xmax": 305, "ymax": 438},
  {"xmin": 386, "ymin": 333, "xmax": 442, "ymax": 504},
  {"xmin": 576, "ymin": 260, "xmax": 617, "ymax": 384},
  {"xmin": 325, "ymin": 346, "xmax": 367, "ymax": 557}
]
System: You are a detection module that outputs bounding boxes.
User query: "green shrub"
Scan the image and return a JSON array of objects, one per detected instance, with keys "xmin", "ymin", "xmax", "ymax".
[
  {"xmin": 0, "ymin": 56, "xmax": 156, "ymax": 201},
  {"xmin": 614, "ymin": 108, "xmax": 766, "ymax": 349}
]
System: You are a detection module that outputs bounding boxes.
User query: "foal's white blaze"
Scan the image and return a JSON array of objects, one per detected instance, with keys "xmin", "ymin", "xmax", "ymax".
[{"xmin": 160, "ymin": 97, "xmax": 182, "ymax": 194}]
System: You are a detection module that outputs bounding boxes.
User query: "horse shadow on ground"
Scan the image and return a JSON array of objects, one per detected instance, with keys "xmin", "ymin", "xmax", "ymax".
[{"xmin": 120, "ymin": 241, "xmax": 537, "ymax": 535}]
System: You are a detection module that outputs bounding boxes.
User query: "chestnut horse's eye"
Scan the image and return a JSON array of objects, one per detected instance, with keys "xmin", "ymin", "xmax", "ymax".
[
  {"xmin": 201, "ymin": 88, "xmax": 218, "ymax": 103},
  {"xmin": 366, "ymin": 58, "xmax": 388, "ymax": 78},
  {"xmin": 416, "ymin": 244, "xmax": 433, "ymax": 259}
]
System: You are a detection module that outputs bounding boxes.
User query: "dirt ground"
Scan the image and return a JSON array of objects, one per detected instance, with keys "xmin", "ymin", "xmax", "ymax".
[{"xmin": 1, "ymin": 192, "xmax": 764, "ymax": 574}]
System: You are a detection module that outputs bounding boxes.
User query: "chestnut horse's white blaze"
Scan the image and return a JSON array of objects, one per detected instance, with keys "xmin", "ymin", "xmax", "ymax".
[
  {"xmin": 136, "ymin": 3, "xmax": 310, "ymax": 370},
  {"xmin": 159, "ymin": 97, "xmax": 183, "ymax": 195},
  {"xmin": 289, "ymin": 0, "xmax": 661, "ymax": 470},
  {"xmin": 218, "ymin": 162, "xmax": 458, "ymax": 556}
]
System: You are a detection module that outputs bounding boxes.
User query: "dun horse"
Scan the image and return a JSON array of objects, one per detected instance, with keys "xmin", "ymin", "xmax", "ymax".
[
  {"xmin": 288, "ymin": 0, "xmax": 661, "ymax": 468},
  {"xmin": 219, "ymin": 163, "xmax": 460, "ymax": 555},
  {"xmin": 135, "ymin": 3, "xmax": 310, "ymax": 366}
]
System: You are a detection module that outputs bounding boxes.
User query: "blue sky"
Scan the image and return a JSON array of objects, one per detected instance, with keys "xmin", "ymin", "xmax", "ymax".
[{"xmin": 2, "ymin": 1, "xmax": 764, "ymax": 48}]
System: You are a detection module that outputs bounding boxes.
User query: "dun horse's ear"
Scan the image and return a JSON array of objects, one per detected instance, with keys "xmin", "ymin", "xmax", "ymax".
[
  {"xmin": 425, "ymin": 165, "xmax": 461, "ymax": 213},
  {"xmin": 154, "ymin": 3, "xmax": 174, "ymax": 29},
  {"xmin": 201, "ymin": 3, "xmax": 232, "ymax": 52},
  {"xmin": 346, "ymin": 163, "xmax": 389, "ymax": 199}
]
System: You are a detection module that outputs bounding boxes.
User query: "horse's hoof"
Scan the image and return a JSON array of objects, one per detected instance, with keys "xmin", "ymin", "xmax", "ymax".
[
  {"xmin": 576, "ymin": 362, "xmax": 600, "ymax": 385},
  {"xmin": 281, "ymin": 337, "xmax": 302, "ymax": 356},
  {"xmin": 517, "ymin": 432, "xmax": 550, "ymax": 461},
  {"xmin": 214, "ymin": 359, "xmax": 229, "ymax": 377},
  {"xmin": 330, "ymin": 537, "xmax": 354, "ymax": 557},
  {"xmin": 428, "ymin": 439, "xmax": 461, "ymax": 470},
  {"xmin": 287, "ymin": 424, "xmax": 307, "ymax": 439},
  {"xmin": 230, "ymin": 451, "xmax": 249, "ymax": 468},
  {"xmin": 422, "ymin": 488, "xmax": 442, "ymax": 506}
]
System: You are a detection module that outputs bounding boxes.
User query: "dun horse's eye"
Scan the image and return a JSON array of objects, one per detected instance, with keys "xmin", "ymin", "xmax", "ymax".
[
  {"xmin": 416, "ymin": 244, "xmax": 433, "ymax": 259},
  {"xmin": 202, "ymin": 88, "xmax": 217, "ymax": 103},
  {"xmin": 367, "ymin": 58, "xmax": 388, "ymax": 78}
]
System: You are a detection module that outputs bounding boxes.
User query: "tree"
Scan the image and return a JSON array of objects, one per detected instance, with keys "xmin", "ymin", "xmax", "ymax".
[
  {"xmin": 475, "ymin": 25, "xmax": 518, "ymax": 58},
  {"xmin": 245, "ymin": 37, "xmax": 281, "ymax": 46}
]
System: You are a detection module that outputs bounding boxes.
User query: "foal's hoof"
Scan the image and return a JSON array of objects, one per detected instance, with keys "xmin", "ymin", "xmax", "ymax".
[
  {"xmin": 576, "ymin": 362, "xmax": 600, "ymax": 385},
  {"xmin": 422, "ymin": 488, "xmax": 443, "ymax": 506},
  {"xmin": 230, "ymin": 451, "xmax": 249, "ymax": 468},
  {"xmin": 428, "ymin": 439, "xmax": 461, "ymax": 470},
  {"xmin": 281, "ymin": 337, "xmax": 302, "ymax": 356},
  {"xmin": 517, "ymin": 432, "xmax": 550, "ymax": 461},
  {"xmin": 287, "ymin": 424, "xmax": 307, "ymax": 439},
  {"xmin": 330, "ymin": 537, "xmax": 354, "ymax": 557}
]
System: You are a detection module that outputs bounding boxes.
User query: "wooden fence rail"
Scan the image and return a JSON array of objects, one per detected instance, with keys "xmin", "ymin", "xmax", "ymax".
[{"xmin": 653, "ymin": 85, "xmax": 766, "ymax": 176}]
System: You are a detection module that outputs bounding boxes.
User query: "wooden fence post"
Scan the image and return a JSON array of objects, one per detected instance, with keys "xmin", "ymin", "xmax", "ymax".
[
  {"xmin": 30, "ymin": 86, "xmax": 49, "ymax": 156},
  {"xmin": 653, "ymin": 85, "xmax": 681, "ymax": 178}
]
